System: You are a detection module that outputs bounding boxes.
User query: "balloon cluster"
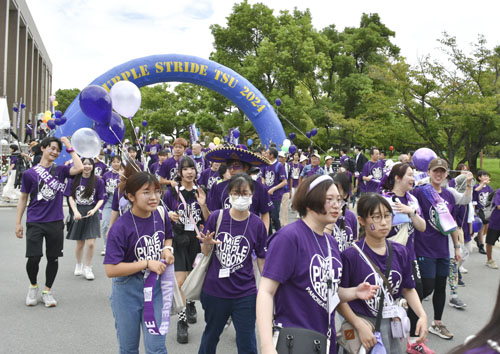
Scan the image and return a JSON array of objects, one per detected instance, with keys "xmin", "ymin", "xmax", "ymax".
[{"xmin": 37, "ymin": 95, "xmax": 68, "ymax": 130}]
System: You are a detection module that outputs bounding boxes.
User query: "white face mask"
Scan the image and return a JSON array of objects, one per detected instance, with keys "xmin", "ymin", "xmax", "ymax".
[
  {"xmin": 250, "ymin": 174, "xmax": 259, "ymax": 181},
  {"xmin": 230, "ymin": 195, "xmax": 252, "ymax": 211}
]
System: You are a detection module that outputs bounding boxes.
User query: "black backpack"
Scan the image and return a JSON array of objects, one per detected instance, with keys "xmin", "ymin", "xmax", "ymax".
[{"xmin": 347, "ymin": 158, "xmax": 356, "ymax": 173}]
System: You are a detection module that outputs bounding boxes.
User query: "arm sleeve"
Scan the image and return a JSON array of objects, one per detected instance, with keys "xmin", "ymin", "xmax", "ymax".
[{"xmin": 448, "ymin": 187, "xmax": 472, "ymax": 205}]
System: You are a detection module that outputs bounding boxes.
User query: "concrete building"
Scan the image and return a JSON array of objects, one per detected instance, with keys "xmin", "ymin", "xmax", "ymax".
[{"xmin": 0, "ymin": 0, "xmax": 52, "ymax": 140}]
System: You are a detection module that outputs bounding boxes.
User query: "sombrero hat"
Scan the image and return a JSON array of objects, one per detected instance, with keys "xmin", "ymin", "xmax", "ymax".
[{"xmin": 206, "ymin": 146, "xmax": 270, "ymax": 167}]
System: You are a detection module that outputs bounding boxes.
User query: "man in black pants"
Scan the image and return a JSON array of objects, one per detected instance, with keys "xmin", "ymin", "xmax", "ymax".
[{"xmin": 15, "ymin": 137, "xmax": 83, "ymax": 307}]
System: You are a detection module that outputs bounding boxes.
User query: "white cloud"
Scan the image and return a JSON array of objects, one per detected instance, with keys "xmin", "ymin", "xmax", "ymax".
[{"xmin": 25, "ymin": 0, "xmax": 500, "ymax": 91}]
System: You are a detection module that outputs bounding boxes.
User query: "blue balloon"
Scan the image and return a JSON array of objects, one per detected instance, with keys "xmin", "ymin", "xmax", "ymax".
[
  {"xmin": 95, "ymin": 112, "xmax": 125, "ymax": 145},
  {"xmin": 289, "ymin": 145, "xmax": 297, "ymax": 154},
  {"xmin": 311, "ymin": 128, "xmax": 318, "ymax": 136},
  {"xmin": 275, "ymin": 98, "xmax": 282, "ymax": 106},
  {"xmin": 59, "ymin": 116, "xmax": 67, "ymax": 124},
  {"xmin": 142, "ymin": 120, "xmax": 148, "ymax": 127},
  {"xmin": 247, "ymin": 138, "xmax": 253, "ymax": 146},
  {"xmin": 55, "ymin": 110, "xmax": 63, "ymax": 118},
  {"xmin": 233, "ymin": 129, "xmax": 240, "ymax": 139},
  {"xmin": 306, "ymin": 131, "xmax": 312, "ymax": 139},
  {"xmin": 288, "ymin": 132, "xmax": 296, "ymax": 140},
  {"xmin": 47, "ymin": 120, "xmax": 56, "ymax": 129},
  {"xmin": 13, "ymin": 107, "xmax": 18, "ymax": 112},
  {"xmin": 54, "ymin": 118, "xmax": 62, "ymax": 125},
  {"xmin": 20, "ymin": 103, "xmax": 26, "ymax": 109},
  {"xmin": 55, "ymin": 54, "xmax": 286, "ymax": 165},
  {"xmin": 79, "ymin": 85, "xmax": 112, "ymax": 124}
]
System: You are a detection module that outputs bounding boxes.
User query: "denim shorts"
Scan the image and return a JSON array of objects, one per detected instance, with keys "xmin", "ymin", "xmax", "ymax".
[{"xmin": 417, "ymin": 257, "xmax": 450, "ymax": 279}]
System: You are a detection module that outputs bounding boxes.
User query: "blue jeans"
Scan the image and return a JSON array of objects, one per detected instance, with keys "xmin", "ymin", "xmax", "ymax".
[
  {"xmin": 199, "ymin": 292, "xmax": 257, "ymax": 354},
  {"xmin": 101, "ymin": 197, "xmax": 113, "ymax": 246},
  {"xmin": 269, "ymin": 199, "xmax": 281, "ymax": 234},
  {"xmin": 110, "ymin": 274, "xmax": 167, "ymax": 354}
]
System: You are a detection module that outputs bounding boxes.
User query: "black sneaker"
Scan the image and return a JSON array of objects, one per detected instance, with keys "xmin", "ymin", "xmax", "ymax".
[
  {"xmin": 479, "ymin": 244, "xmax": 487, "ymax": 255},
  {"xmin": 177, "ymin": 319, "xmax": 189, "ymax": 344},
  {"xmin": 186, "ymin": 301, "xmax": 197, "ymax": 324}
]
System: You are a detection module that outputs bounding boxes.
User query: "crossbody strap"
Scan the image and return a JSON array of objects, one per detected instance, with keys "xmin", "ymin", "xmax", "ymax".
[
  {"xmin": 375, "ymin": 241, "xmax": 393, "ymax": 332},
  {"xmin": 176, "ymin": 186, "xmax": 201, "ymax": 237}
]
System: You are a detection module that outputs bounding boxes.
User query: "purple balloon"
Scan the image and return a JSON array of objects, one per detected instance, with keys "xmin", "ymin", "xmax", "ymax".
[
  {"xmin": 20, "ymin": 103, "xmax": 26, "ymax": 109},
  {"xmin": 55, "ymin": 110, "xmax": 63, "ymax": 118},
  {"xmin": 13, "ymin": 107, "xmax": 18, "ymax": 112},
  {"xmin": 472, "ymin": 216, "xmax": 483, "ymax": 233},
  {"xmin": 95, "ymin": 112, "xmax": 125, "ymax": 145},
  {"xmin": 54, "ymin": 118, "xmax": 62, "ymax": 125},
  {"xmin": 59, "ymin": 116, "xmax": 67, "ymax": 124},
  {"xmin": 311, "ymin": 128, "xmax": 318, "ymax": 136},
  {"xmin": 142, "ymin": 120, "xmax": 148, "ymax": 127},
  {"xmin": 233, "ymin": 129, "xmax": 240, "ymax": 139},
  {"xmin": 79, "ymin": 85, "xmax": 112, "ymax": 124},
  {"xmin": 47, "ymin": 120, "xmax": 56, "ymax": 129},
  {"xmin": 288, "ymin": 133, "xmax": 296, "ymax": 140},
  {"xmin": 275, "ymin": 98, "xmax": 282, "ymax": 106},
  {"xmin": 306, "ymin": 131, "xmax": 312, "ymax": 139},
  {"xmin": 413, "ymin": 148, "xmax": 438, "ymax": 172},
  {"xmin": 289, "ymin": 145, "xmax": 297, "ymax": 154}
]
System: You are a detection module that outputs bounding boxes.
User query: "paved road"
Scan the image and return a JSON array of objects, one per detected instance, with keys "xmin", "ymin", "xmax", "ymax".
[{"xmin": 1, "ymin": 205, "xmax": 499, "ymax": 354}]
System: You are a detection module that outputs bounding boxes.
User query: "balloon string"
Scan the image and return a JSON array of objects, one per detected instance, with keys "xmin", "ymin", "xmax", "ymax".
[
  {"xmin": 274, "ymin": 108, "xmax": 326, "ymax": 154},
  {"xmin": 128, "ymin": 118, "xmax": 146, "ymax": 167},
  {"xmin": 107, "ymin": 126, "xmax": 141, "ymax": 173}
]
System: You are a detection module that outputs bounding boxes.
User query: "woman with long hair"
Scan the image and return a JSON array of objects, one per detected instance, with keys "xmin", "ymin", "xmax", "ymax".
[
  {"xmin": 100, "ymin": 155, "xmax": 122, "ymax": 256},
  {"xmin": 66, "ymin": 158, "xmax": 105, "ymax": 280}
]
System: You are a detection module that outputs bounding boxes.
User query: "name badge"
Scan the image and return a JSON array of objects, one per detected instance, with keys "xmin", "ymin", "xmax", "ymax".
[
  {"xmin": 329, "ymin": 293, "xmax": 340, "ymax": 313},
  {"xmin": 184, "ymin": 223, "xmax": 195, "ymax": 231},
  {"xmin": 219, "ymin": 268, "xmax": 230, "ymax": 278},
  {"xmin": 382, "ymin": 305, "xmax": 398, "ymax": 319},
  {"xmin": 293, "ymin": 176, "xmax": 299, "ymax": 180}
]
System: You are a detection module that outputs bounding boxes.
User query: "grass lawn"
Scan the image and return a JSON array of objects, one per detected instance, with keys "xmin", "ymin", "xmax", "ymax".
[{"xmin": 476, "ymin": 158, "xmax": 500, "ymax": 190}]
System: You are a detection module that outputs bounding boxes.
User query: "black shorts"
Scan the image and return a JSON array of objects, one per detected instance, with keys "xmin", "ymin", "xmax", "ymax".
[
  {"xmin": 26, "ymin": 221, "xmax": 65, "ymax": 258},
  {"xmin": 477, "ymin": 208, "xmax": 489, "ymax": 225},
  {"xmin": 486, "ymin": 227, "xmax": 500, "ymax": 246},
  {"xmin": 172, "ymin": 232, "xmax": 201, "ymax": 272}
]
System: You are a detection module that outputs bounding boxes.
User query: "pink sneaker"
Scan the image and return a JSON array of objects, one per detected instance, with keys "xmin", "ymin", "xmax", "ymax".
[{"xmin": 407, "ymin": 340, "xmax": 435, "ymax": 354}]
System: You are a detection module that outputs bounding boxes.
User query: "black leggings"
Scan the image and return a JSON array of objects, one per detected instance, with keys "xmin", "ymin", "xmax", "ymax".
[{"xmin": 26, "ymin": 256, "xmax": 59, "ymax": 289}]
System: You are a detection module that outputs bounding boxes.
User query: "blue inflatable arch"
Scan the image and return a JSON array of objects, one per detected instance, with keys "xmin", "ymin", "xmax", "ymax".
[{"xmin": 55, "ymin": 54, "xmax": 285, "ymax": 162}]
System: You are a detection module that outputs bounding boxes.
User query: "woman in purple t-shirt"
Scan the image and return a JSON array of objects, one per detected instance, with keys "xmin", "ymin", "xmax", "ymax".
[
  {"xmin": 257, "ymin": 175, "xmax": 378, "ymax": 354},
  {"xmin": 339, "ymin": 193, "xmax": 428, "ymax": 354},
  {"xmin": 197, "ymin": 174, "xmax": 267, "ymax": 354},
  {"xmin": 66, "ymin": 158, "xmax": 105, "ymax": 280},
  {"xmin": 104, "ymin": 172, "xmax": 174, "ymax": 354}
]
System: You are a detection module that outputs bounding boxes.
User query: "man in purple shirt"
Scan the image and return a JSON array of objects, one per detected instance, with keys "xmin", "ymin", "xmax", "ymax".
[
  {"xmin": 15, "ymin": 137, "xmax": 83, "ymax": 307},
  {"xmin": 485, "ymin": 188, "xmax": 500, "ymax": 269},
  {"xmin": 361, "ymin": 148, "xmax": 385, "ymax": 193},
  {"xmin": 262, "ymin": 147, "xmax": 287, "ymax": 234},
  {"xmin": 159, "ymin": 137, "xmax": 187, "ymax": 188},
  {"xmin": 145, "ymin": 136, "xmax": 162, "ymax": 171}
]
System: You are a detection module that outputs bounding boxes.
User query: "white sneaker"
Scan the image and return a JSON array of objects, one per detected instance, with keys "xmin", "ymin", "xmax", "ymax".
[
  {"xmin": 41, "ymin": 291, "xmax": 57, "ymax": 307},
  {"xmin": 74, "ymin": 263, "xmax": 83, "ymax": 276},
  {"xmin": 26, "ymin": 286, "xmax": 38, "ymax": 306},
  {"xmin": 83, "ymin": 266, "xmax": 95, "ymax": 280},
  {"xmin": 459, "ymin": 266, "xmax": 468, "ymax": 273},
  {"xmin": 100, "ymin": 249, "xmax": 106, "ymax": 256}
]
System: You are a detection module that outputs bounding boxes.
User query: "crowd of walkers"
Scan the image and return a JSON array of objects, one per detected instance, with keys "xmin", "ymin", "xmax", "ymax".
[{"xmin": 9, "ymin": 135, "xmax": 500, "ymax": 354}]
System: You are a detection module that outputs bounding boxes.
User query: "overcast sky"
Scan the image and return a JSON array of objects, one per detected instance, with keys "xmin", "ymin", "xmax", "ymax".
[{"xmin": 26, "ymin": 0, "xmax": 500, "ymax": 92}]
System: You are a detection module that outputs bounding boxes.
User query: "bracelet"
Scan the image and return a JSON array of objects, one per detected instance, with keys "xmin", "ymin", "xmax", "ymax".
[
  {"xmin": 454, "ymin": 245, "xmax": 460, "ymax": 249},
  {"xmin": 66, "ymin": 147, "xmax": 75, "ymax": 153}
]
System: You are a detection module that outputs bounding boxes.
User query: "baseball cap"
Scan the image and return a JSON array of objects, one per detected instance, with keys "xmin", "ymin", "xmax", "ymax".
[
  {"xmin": 324, "ymin": 155, "xmax": 332, "ymax": 161},
  {"xmin": 299, "ymin": 155, "xmax": 308, "ymax": 162},
  {"xmin": 428, "ymin": 158, "xmax": 448, "ymax": 172},
  {"xmin": 278, "ymin": 151, "xmax": 286, "ymax": 158}
]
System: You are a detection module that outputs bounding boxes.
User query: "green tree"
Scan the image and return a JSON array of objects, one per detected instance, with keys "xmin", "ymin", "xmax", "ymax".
[{"xmin": 54, "ymin": 88, "xmax": 80, "ymax": 114}]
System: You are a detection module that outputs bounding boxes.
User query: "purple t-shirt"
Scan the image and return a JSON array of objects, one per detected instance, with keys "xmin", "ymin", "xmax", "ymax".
[
  {"xmin": 21, "ymin": 164, "xmax": 71, "ymax": 223},
  {"xmin": 198, "ymin": 168, "xmax": 220, "ymax": 191},
  {"xmin": 193, "ymin": 156, "xmax": 208, "ymax": 178},
  {"xmin": 149, "ymin": 161, "xmax": 161, "ymax": 178},
  {"xmin": 10, "ymin": 155, "xmax": 18, "ymax": 170},
  {"xmin": 94, "ymin": 161, "xmax": 108, "ymax": 177},
  {"xmin": 203, "ymin": 209, "xmax": 267, "ymax": 298},
  {"xmin": 455, "ymin": 204, "xmax": 472, "ymax": 243},
  {"xmin": 163, "ymin": 186, "xmax": 204, "ymax": 233},
  {"xmin": 360, "ymin": 160, "xmax": 385, "ymax": 193},
  {"xmin": 104, "ymin": 208, "xmax": 173, "ymax": 276},
  {"xmin": 262, "ymin": 161, "xmax": 287, "ymax": 201},
  {"xmin": 102, "ymin": 171, "xmax": 120, "ymax": 203},
  {"xmin": 207, "ymin": 179, "xmax": 273, "ymax": 216},
  {"xmin": 288, "ymin": 162, "xmax": 303, "ymax": 188},
  {"xmin": 412, "ymin": 186, "xmax": 456, "ymax": 259},
  {"xmin": 111, "ymin": 188, "xmax": 128, "ymax": 214},
  {"xmin": 263, "ymin": 220, "xmax": 342, "ymax": 342},
  {"xmin": 488, "ymin": 189, "xmax": 500, "ymax": 231},
  {"xmin": 473, "ymin": 184, "xmax": 494, "ymax": 210},
  {"xmin": 159, "ymin": 157, "xmax": 179, "ymax": 181},
  {"xmin": 65, "ymin": 176, "xmax": 105, "ymax": 206},
  {"xmin": 384, "ymin": 192, "xmax": 422, "ymax": 261},
  {"xmin": 146, "ymin": 143, "xmax": 162, "ymax": 163},
  {"xmin": 340, "ymin": 154, "xmax": 349, "ymax": 165},
  {"xmin": 340, "ymin": 240, "xmax": 415, "ymax": 318},
  {"xmin": 334, "ymin": 209, "xmax": 358, "ymax": 253}
]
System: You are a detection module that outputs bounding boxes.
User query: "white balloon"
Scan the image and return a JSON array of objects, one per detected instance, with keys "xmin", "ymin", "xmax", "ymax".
[
  {"xmin": 110, "ymin": 81, "xmax": 141, "ymax": 118},
  {"xmin": 283, "ymin": 139, "xmax": 291, "ymax": 147},
  {"xmin": 71, "ymin": 128, "xmax": 102, "ymax": 158}
]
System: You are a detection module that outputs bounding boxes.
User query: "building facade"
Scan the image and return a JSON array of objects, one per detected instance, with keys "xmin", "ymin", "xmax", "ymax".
[{"xmin": 0, "ymin": 0, "xmax": 52, "ymax": 140}]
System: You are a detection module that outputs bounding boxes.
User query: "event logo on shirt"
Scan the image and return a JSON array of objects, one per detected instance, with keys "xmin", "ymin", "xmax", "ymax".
[
  {"xmin": 178, "ymin": 201, "xmax": 202, "ymax": 225},
  {"xmin": 265, "ymin": 170, "xmax": 275, "ymax": 187},
  {"xmin": 334, "ymin": 226, "xmax": 354, "ymax": 253},
  {"xmin": 223, "ymin": 196, "xmax": 231, "ymax": 210},
  {"xmin": 169, "ymin": 167, "xmax": 178, "ymax": 181},
  {"xmin": 106, "ymin": 178, "xmax": 119, "ymax": 194},
  {"xmin": 195, "ymin": 161, "xmax": 204, "ymax": 175},
  {"xmin": 38, "ymin": 183, "xmax": 57, "ymax": 201},
  {"xmin": 479, "ymin": 192, "xmax": 489, "ymax": 207},
  {"xmin": 75, "ymin": 185, "xmax": 96, "ymax": 205},
  {"xmin": 363, "ymin": 270, "xmax": 402, "ymax": 316},
  {"xmin": 394, "ymin": 222, "xmax": 414, "ymax": 237},
  {"xmin": 216, "ymin": 232, "xmax": 250, "ymax": 272},
  {"xmin": 150, "ymin": 146, "xmax": 157, "ymax": 155},
  {"xmin": 95, "ymin": 167, "xmax": 103, "ymax": 176},
  {"xmin": 372, "ymin": 167, "xmax": 383, "ymax": 180},
  {"xmin": 307, "ymin": 254, "xmax": 342, "ymax": 308},
  {"xmin": 292, "ymin": 166, "xmax": 300, "ymax": 179},
  {"xmin": 207, "ymin": 176, "xmax": 219, "ymax": 190},
  {"xmin": 134, "ymin": 231, "xmax": 163, "ymax": 260}
]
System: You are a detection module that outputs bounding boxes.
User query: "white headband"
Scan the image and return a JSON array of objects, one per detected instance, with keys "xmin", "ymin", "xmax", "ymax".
[{"xmin": 308, "ymin": 175, "xmax": 333, "ymax": 193}]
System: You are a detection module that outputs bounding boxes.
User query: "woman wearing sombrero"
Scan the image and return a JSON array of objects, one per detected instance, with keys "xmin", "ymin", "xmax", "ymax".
[{"xmin": 206, "ymin": 146, "xmax": 273, "ymax": 232}]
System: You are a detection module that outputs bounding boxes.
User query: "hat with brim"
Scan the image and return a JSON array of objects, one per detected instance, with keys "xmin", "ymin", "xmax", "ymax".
[
  {"xmin": 299, "ymin": 155, "xmax": 308, "ymax": 163},
  {"xmin": 325, "ymin": 155, "xmax": 332, "ymax": 161},
  {"xmin": 428, "ymin": 158, "xmax": 448, "ymax": 172},
  {"xmin": 206, "ymin": 146, "xmax": 270, "ymax": 167},
  {"xmin": 312, "ymin": 153, "xmax": 321, "ymax": 159}
]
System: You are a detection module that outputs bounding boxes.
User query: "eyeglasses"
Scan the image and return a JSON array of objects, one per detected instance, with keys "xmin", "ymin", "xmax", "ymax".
[
  {"xmin": 141, "ymin": 190, "xmax": 162, "ymax": 199},
  {"xmin": 325, "ymin": 198, "xmax": 344, "ymax": 207},
  {"xmin": 369, "ymin": 213, "xmax": 393, "ymax": 223},
  {"xmin": 230, "ymin": 192, "xmax": 252, "ymax": 198}
]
